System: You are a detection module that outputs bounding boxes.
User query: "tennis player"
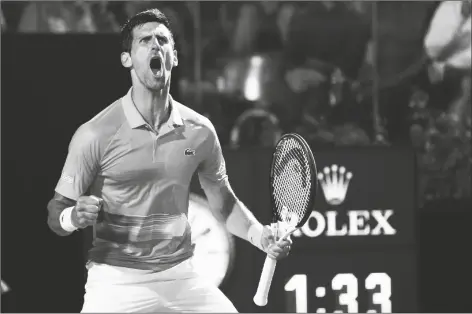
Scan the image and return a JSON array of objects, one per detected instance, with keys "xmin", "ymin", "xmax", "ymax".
[{"xmin": 47, "ymin": 8, "xmax": 292, "ymax": 313}]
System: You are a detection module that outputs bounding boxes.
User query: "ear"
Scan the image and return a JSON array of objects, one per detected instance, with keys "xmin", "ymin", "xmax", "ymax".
[
  {"xmin": 121, "ymin": 52, "xmax": 132, "ymax": 68},
  {"xmin": 173, "ymin": 49, "xmax": 179, "ymax": 67}
]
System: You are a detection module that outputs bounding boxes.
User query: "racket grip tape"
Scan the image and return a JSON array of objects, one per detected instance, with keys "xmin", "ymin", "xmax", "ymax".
[{"xmin": 253, "ymin": 255, "xmax": 277, "ymax": 306}]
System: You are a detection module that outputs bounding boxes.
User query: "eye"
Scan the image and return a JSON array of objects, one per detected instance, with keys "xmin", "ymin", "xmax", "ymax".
[
  {"xmin": 140, "ymin": 36, "xmax": 151, "ymax": 43},
  {"xmin": 157, "ymin": 36, "xmax": 168, "ymax": 44}
]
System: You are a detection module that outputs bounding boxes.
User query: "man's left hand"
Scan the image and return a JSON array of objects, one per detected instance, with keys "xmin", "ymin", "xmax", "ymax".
[{"xmin": 261, "ymin": 225, "xmax": 292, "ymax": 260}]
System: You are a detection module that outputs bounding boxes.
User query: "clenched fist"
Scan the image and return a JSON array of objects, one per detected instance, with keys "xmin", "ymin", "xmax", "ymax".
[{"xmin": 71, "ymin": 195, "xmax": 103, "ymax": 229}]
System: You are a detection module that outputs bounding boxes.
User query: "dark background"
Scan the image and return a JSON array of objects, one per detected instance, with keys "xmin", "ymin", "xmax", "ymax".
[{"xmin": 2, "ymin": 35, "xmax": 471, "ymax": 313}]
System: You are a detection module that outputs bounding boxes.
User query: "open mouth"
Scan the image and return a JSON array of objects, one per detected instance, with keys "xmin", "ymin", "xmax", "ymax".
[{"xmin": 150, "ymin": 57, "xmax": 162, "ymax": 76}]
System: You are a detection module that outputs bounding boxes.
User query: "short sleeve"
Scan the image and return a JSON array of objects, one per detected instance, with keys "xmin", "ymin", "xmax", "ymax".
[
  {"xmin": 424, "ymin": 1, "xmax": 463, "ymax": 59},
  {"xmin": 55, "ymin": 125, "xmax": 101, "ymax": 201},
  {"xmin": 198, "ymin": 123, "xmax": 229, "ymax": 191}
]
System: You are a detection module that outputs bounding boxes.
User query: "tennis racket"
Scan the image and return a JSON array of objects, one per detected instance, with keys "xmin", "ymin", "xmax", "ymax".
[{"xmin": 253, "ymin": 133, "xmax": 317, "ymax": 307}]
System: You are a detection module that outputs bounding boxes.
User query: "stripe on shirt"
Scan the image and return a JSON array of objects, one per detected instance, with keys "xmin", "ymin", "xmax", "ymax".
[{"xmin": 96, "ymin": 212, "xmax": 189, "ymax": 243}]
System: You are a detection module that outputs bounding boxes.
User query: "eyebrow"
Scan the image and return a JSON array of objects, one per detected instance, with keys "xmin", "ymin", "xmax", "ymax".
[{"xmin": 137, "ymin": 31, "xmax": 169, "ymax": 39}]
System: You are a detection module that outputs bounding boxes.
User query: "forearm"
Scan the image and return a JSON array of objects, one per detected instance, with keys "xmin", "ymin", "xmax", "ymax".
[
  {"xmin": 225, "ymin": 198, "xmax": 262, "ymax": 242},
  {"xmin": 47, "ymin": 194, "xmax": 76, "ymax": 236},
  {"xmin": 204, "ymin": 183, "xmax": 264, "ymax": 249},
  {"xmin": 47, "ymin": 212, "xmax": 72, "ymax": 237}
]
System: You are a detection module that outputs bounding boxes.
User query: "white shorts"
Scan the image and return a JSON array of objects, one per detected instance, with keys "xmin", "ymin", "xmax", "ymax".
[{"xmin": 81, "ymin": 259, "xmax": 238, "ymax": 313}]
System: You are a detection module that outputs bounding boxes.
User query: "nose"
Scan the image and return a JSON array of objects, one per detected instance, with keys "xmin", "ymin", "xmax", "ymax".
[{"xmin": 151, "ymin": 36, "xmax": 160, "ymax": 49}]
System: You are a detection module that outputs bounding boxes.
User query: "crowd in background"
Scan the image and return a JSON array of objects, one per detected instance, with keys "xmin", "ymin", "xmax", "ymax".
[{"xmin": 1, "ymin": 1, "xmax": 471, "ymax": 204}]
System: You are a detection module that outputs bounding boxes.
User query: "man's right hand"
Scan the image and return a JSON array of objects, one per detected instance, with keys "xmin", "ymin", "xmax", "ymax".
[{"xmin": 71, "ymin": 196, "xmax": 103, "ymax": 229}]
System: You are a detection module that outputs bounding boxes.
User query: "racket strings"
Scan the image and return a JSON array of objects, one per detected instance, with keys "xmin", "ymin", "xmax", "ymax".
[{"xmin": 272, "ymin": 138, "xmax": 313, "ymax": 226}]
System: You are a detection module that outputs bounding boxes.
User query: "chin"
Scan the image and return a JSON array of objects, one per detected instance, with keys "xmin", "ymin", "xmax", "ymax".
[
  {"xmin": 145, "ymin": 78, "xmax": 165, "ymax": 91},
  {"xmin": 146, "ymin": 84, "xmax": 164, "ymax": 92},
  {"xmin": 148, "ymin": 76, "xmax": 170, "ymax": 90}
]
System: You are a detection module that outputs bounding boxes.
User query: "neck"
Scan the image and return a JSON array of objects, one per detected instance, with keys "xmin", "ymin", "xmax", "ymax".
[{"xmin": 131, "ymin": 83, "xmax": 171, "ymax": 130}]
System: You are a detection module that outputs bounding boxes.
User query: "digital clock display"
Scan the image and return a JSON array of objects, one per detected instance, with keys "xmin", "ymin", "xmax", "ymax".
[{"xmin": 267, "ymin": 250, "xmax": 418, "ymax": 313}]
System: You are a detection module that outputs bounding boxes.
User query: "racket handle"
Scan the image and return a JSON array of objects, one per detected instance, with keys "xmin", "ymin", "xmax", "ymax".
[{"xmin": 253, "ymin": 255, "xmax": 277, "ymax": 306}]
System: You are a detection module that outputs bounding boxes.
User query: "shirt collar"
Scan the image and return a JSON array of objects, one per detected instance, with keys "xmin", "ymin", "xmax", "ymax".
[
  {"xmin": 122, "ymin": 87, "xmax": 184, "ymax": 129},
  {"xmin": 167, "ymin": 95, "xmax": 184, "ymax": 128}
]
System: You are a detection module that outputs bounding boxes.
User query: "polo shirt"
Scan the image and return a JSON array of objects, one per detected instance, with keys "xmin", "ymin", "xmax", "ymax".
[{"xmin": 55, "ymin": 88, "xmax": 228, "ymax": 271}]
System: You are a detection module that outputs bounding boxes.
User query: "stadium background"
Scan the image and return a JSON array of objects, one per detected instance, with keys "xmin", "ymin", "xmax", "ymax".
[{"xmin": 1, "ymin": 1, "xmax": 471, "ymax": 313}]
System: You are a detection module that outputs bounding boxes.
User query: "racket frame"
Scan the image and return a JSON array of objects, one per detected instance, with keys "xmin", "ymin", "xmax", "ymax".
[
  {"xmin": 269, "ymin": 133, "xmax": 317, "ymax": 228},
  {"xmin": 254, "ymin": 133, "xmax": 317, "ymax": 307}
]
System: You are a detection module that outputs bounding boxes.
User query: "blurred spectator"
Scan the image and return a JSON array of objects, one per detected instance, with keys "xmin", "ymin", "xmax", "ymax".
[
  {"xmin": 89, "ymin": 2, "xmax": 120, "ymax": 33},
  {"xmin": 424, "ymin": 0, "xmax": 471, "ymax": 127},
  {"xmin": 17, "ymin": 1, "xmax": 119, "ymax": 33},
  {"xmin": 286, "ymin": 1, "xmax": 371, "ymax": 78},
  {"xmin": 424, "ymin": 0, "xmax": 471, "ymax": 72},
  {"xmin": 231, "ymin": 1, "xmax": 296, "ymax": 55},
  {"xmin": 1, "ymin": 2, "xmax": 25, "ymax": 32},
  {"xmin": 409, "ymin": 88, "xmax": 471, "ymax": 202},
  {"xmin": 374, "ymin": 1, "xmax": 440, "ymax": 146},
  {"xmin": 18, "ymin": 1, "xmax": 90, "ymax": 33},
  {"xmin": 410, "ymin": 0, "xmax": 471, "ymax": 202},
  {"xmin": 283, "ymin": 1, "xmax": 371, "ymax": 136},
  {"xmin": 195, "ymin": 1, "xmax": 234, "ymax": 68},
  {"xmin": 251, "ymin": 1, "xmax": 284, "ymax": 53}
]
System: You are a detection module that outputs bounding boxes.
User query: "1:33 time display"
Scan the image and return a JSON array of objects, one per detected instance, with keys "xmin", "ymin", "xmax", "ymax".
[
  {"xmin": 273, "ymin": 250, "xmax": 418, "ymax": 313},
  {"xmin": 285, "ymin": 272, "xmax": 391, "ymax": 313}
]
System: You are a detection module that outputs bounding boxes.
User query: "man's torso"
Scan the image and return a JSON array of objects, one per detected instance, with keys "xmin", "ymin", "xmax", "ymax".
[{"xmin": 58, "ymin": 89, "xmax": 215, "ymax": 271}]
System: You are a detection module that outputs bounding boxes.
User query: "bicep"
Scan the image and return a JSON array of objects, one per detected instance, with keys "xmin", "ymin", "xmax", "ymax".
[
  {"xmin": 198, "ymin": 163, "xmax": 233, "ymax": 220},
  {"xmin": 197, "ymin": 125, "xmax": 228, "ymax": 191},
  {"xmin": 197, "ymin": 124, "xmax": 234, "ymax": 219},
  {"xmin": 55, "ymin": 125, "xmax": 101, "ymax": 200}
]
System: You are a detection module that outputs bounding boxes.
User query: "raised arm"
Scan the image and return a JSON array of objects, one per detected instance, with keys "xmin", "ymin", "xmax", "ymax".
[{"xmin": 47, "ymin": 124, "xmax": 102, "ymax": 236}]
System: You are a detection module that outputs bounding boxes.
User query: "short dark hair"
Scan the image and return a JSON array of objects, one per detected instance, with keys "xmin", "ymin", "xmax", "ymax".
[{"xmin": 121, "ymin": 8, "xmax": 174, "ymax": 53}]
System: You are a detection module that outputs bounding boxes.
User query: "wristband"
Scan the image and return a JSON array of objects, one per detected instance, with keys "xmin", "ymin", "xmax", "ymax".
[
  {"xmin": 247, "ymin": 223, "xmax": 264, "ymax": 252},
  {"xmin": 59, "ymin": 206, "xmax": 78, "ymax": 233}
]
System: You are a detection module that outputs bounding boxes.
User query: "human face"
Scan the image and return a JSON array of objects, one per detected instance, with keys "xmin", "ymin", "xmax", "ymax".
[{"xmin": 121, "ymin": 22, "xmax": 178, "ymax": 91}]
